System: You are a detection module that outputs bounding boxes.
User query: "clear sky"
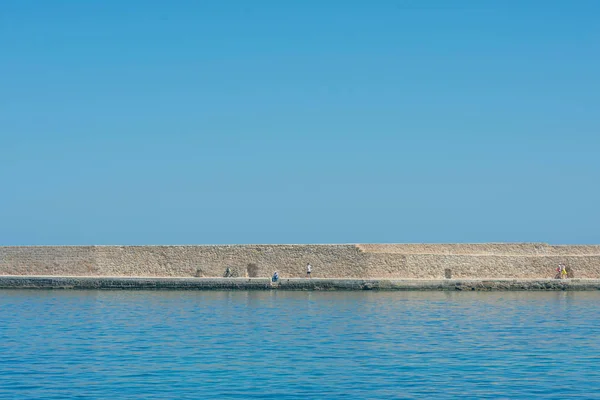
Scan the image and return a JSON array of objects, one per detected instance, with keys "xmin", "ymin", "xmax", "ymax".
[{"xmin": 1, "ymin": 1, "xmax": 599, "ymax": 245}]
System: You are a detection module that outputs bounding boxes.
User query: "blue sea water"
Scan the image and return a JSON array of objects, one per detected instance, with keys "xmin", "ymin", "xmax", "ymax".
[{"xmin": 1, "ymin": 290, "xmax": 599, "ymax": 399}]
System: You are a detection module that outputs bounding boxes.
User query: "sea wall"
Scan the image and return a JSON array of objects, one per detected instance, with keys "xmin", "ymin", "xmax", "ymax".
[
  {"xmin": 1, "ymin": 276, "xmax": 599, "ymax": 291},
  {"xmin": 1, "ymin": 244, "xmax": 600, "ymax": 279}
]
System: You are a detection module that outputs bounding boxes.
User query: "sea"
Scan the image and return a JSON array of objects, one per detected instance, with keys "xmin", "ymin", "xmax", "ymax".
[{"xmin": 1, "ymin": 290, "xmax": 599, "ymax": 399}]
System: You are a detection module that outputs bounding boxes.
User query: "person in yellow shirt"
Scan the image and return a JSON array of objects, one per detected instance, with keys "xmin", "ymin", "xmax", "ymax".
[{"xmin": 561, "ymin": 265, "xmax": 568, "ymax": 279}]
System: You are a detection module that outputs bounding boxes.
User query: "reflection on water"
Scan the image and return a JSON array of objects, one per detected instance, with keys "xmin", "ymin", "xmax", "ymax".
[{"xmin": 1, "ymin": 290, "xmax": 599, "ymax": 399}]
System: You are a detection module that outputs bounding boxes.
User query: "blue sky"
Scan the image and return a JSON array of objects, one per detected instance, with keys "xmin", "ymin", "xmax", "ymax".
[{"xmin": 1, "ymin": 1, "xmax": 599, "ymax": 245}]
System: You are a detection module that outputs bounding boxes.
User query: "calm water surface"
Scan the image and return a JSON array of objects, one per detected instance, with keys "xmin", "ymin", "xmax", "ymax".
[{"xmin": 1, "ymin": 290, "xmax": 599, "ymax": 399}]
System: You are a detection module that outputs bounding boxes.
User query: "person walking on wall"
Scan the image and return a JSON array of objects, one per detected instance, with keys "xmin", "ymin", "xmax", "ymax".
[
  {"xmin": 561, "ymin": 264, "xmax": 568, "ymax": 279},
  {"xmin": 306, "ymin": 263, "xmax": 312, "ymax": 278},
  {"xmin": 556, "ymin": 264, "xmax": 562, "ymax": 279}
]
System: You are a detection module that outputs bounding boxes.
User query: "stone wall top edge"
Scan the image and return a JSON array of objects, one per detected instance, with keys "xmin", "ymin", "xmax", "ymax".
[
  {"xmin": 2, "ymin": 243, "xmax": 600, "ymax": 247},
  {"xmin": 0, "ymin": 244, "xmax": 360, "ymax": 248}
]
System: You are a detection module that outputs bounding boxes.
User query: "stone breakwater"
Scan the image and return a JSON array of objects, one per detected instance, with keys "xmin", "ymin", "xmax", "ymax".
[
  {"xmin": 0, "ymin": 277, "xmax": 599, "ymax": 291},
  {"xmin": 1, "ymin": 243, "xmax": 600, "ymax": 280}
]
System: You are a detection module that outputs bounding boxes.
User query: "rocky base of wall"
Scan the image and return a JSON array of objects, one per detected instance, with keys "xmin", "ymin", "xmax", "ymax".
[{"xmin": 1, "ymin": 276, "xmax": 599, "ymax": 291}]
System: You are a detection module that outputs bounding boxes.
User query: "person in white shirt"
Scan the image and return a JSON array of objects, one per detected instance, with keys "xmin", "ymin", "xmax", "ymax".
[{"xmin": 306, "ymin": 263, "xmax": 312, "ymax": 278}]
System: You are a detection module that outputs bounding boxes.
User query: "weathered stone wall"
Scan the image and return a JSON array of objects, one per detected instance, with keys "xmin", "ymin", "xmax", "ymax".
[
  {"xmin": 1, "ymin": 244, "xmax": 599, "ymax": 279},
  {"xmin": 2, "ymin": 276, "xmax": 600, "ymax": 291}
]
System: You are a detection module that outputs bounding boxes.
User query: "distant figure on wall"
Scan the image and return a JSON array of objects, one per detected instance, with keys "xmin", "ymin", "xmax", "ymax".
[
  {"xmin": 272, "ymin": 271, "xmax": 279, "ymax": 283},
  {"xmin": 306, "ymin": 263, "xmax": 312, "ymax": 278},
  {"xmin": 556, "ymin": 264, "xmax": 568, "ymax": 279}
]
